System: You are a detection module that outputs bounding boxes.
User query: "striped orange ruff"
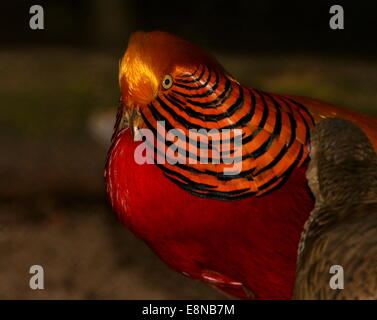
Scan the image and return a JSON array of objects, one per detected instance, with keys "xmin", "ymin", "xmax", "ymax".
[{"xmin": 121, "ymin": 65, "xmax": 315, "ymax": 200}]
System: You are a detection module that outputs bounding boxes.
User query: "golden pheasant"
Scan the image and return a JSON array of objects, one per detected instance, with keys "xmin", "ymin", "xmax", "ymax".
[{"xmin": 105, "ymin": 31, "xmax": 377, "ymax": 299}]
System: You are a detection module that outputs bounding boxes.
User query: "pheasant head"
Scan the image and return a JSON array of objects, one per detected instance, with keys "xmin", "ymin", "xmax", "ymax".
[{"xmin": 118, "ymin": 31, "xmax": 228, "ymax": 134}]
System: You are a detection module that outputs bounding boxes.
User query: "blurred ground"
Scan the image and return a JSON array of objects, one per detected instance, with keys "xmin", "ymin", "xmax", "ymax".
[{"xmin": 0, "ymin": 48, "xmax": 376, "ymax": 299}]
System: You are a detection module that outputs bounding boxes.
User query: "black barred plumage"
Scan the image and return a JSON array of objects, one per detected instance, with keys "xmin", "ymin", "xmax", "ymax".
[{"xmin": 135, "ymin": 65, "xmax": 314, "ymax": 200}]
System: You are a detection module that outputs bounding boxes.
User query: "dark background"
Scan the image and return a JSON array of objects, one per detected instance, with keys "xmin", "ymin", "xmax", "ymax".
[
  {"xmin": 0, "ymin": 1, "xmax": 376, "ymax": 299},
  {"xmin": 2, "ymin": 1, "xmax": 377, "ymax": 54}
]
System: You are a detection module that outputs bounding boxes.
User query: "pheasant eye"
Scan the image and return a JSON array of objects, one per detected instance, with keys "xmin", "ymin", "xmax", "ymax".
[{"xmin": 162, "ymin": 75, "xmax": 173, "ymax": 90}]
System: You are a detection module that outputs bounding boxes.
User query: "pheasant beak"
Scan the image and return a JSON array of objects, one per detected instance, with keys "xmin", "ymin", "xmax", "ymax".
[{"xmin": 126, "ymin": 106, "xmax": 143, "ymax": 141}]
